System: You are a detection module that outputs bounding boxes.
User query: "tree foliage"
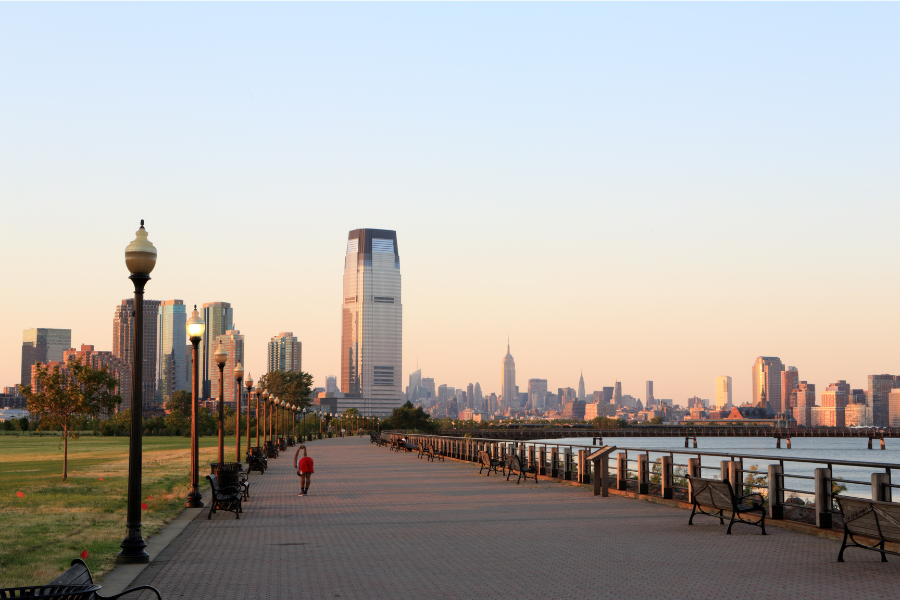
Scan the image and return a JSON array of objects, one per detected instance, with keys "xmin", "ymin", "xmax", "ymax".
[
  {"xmin": 385, "ymin": 401, "xmax": 436, "ymax": 432},
  {"xmin": 22, "ymin": 359, "xmax": 122, "ymax": 479},
  {"xmin": 165, "ymin": 389, "xmax": 193, "ymax": 416},
  {"xmin": 258, "ymin": 370, "xmax": 314, "ymax": 409}
]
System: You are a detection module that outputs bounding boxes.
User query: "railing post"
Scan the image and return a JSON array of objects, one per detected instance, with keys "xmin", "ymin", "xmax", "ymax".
[
  {"xmin": 637, "ymin": 454, "xmax": 649, "ymax": 495},
  {"xmin": 577, "ymin": 450, "xmax": 585, "ymax": 484},
  {"xmin": 687, "ymin": 458, "xmax": 700, "ymax": 502},
  {"xmin": 538, "ymin": 446, "xmax": 546, "ymax": 476},
  {"xmin": 617, "ymin": 453, "xmax": 627, "ymax": 491},
  {"xmin": 728, "ymin": 461, "xmax": 743, "ymax": 496},
  {"xmin": 720, "ymin": 460, "xmax": 731, "ymax": 484},
  {"xmin": 768, "ymin": 464, "xmax": 784, "ymax": 519},
  {"xmin": 594, "ymin": 454, "xmax": 610, "ymax": 496},
  {"xmin": 527, "ymin": 445, "xmax": 535, "ymax": 470},
  {"xmin": 815, "ymin": 467, "xmax": 833, "ymax": 529},
  {"xmin": 550, "ymin": 448, "xmax": 559, "ymax": 478},
  {"xmin": 660, "ymin": 455, "xmax": 673, "ymax": 499},
  {"xmin": 563, "ymin": 447, "xmax": 573, "ymax": 481},
  {"xmin": 872, "ymin": 472, "xmax": 892, "ymax": 502}
]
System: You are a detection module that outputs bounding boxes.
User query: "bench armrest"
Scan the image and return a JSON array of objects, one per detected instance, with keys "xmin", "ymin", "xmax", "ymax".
[
  {"xmin": 738, "ymin": 492, "xmax": 765, "ymax": 506},
  {"xmin": 100, "ymin": 584, "xmax": 163, "ymax": 600}
]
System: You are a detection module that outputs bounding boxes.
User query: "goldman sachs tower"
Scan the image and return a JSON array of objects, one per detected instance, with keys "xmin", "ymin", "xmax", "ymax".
[{"xmin": 340, "ymin": 229, "xmax": 403, "ymax": 416}]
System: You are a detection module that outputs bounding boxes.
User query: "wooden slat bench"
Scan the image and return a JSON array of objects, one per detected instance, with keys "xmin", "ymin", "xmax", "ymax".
[
  {"xmin": 507, "ymin": 455, "xmax": 538, "ymax": 485},
  {"xmin": 686, "ymin": 475, "xmax": 766, "ymax": 535},
  {"xmin": 47, "ymin": 558, "xmax": 162, "ymax": 599},
  {"xmin": 478, "ymin": 450, "xmax": 505, "ymax": 476},
  {"xmin": 206, "ymin": 474, "xmax": 242, "ymax": 520},
  {"xmin": 836, "ymin": 496, "xmax": 900, "ymax": 562}
]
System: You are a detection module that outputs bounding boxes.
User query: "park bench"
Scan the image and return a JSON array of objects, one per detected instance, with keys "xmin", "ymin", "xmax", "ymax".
[
  {"xmin": 264, "ymin": 441, "xmax": 278, "ymax": 458},
  {"xmin": 287, "ymin": 436, "xmax": 295, "ymax": 447},
  {"xmin": 370, "ymin": 433, "xmax": 379, "ymax": 444},
  {"xmin": 836, "ymin": 496, "xmax": 900, "ymax": 562},
  {"xmin": 46, "ymin": 558, "xmax": 161, "ymax": 599},
  {"xmin": 210, "ymin": 462, "xmax": 251, "ymax": 501},
  {"xmin": 206, "ymin": 474, "xmax": 242, "ymax": 520},
  {"xmin": 686, "ymin": 476, "xmax": 766, "ymax": 535},
  {"xmin": 246, "ymin": 449, "xmax": 266, "ymax": 474},
  {"xmin": 478, "ymin": 450, "xmax": 505, "ymax": 476},
  {"xmin": 507, "ymin": 455, "xmax": 538, "ymax": 485},
  {"xmin": 278, "ymin": 438, "xmax": 287, "ymax": 451}
]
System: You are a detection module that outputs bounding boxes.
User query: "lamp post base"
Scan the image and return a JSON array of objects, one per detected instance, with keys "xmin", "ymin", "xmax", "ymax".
[
  {"xmin": 185, "ymin": 489, "xmax": 204, "ymax": 508},
  {"xmin": 117, "ymin": 532, "xmax": 150, "ymax": 564}
]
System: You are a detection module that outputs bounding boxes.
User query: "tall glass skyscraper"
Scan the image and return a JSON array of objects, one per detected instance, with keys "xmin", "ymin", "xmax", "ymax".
[
  {"xmin": 21, "ymin": 328, "xmax": 71, "ymax": 386},
  {"xmin": 157, "ymin": 300, "xmax": 188, "ymax": 406},
  {"xmin": 341, "ymin": 229, "xmax": 402, "ymax": 404},
  {"xmin": 201, "ymin": 302, "xmax": 233, "ymax": 399}
]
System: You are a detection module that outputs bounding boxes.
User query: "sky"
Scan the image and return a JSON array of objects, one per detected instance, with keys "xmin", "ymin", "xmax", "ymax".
[{"xmin": 1, "ymin": 3, "xmax": 898, "ymax": 406}]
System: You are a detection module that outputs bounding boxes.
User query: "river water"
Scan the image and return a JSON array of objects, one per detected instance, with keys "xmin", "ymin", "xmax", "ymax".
[{"xmin": 527, "ymin": 436, "xmax": 900, "ymax": 499}]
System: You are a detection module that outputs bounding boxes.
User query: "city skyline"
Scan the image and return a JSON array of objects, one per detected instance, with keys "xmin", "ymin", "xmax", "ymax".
[{"xmin": 2, "ymin": 4, "xmax": 899, "ymax": 403}]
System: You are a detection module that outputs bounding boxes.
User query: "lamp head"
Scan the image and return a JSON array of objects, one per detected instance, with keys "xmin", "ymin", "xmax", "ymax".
[
  {"xmin": 186, "ymin": 305, "xmax": 205, "ymax": 341},
  {"xmin": 262, "ymin": 390, "xmax": 269, "ymax": 400},
  {"xmin": 215, "ymin": 341, "xmax": 228, "ymax": 368},
  {"xmin": 246, "ymin": 375, "xmax": 253, "ymax": 389},
  {"xmin": 255, "ymin": 384, "xmax": 262, "ymax": 395},
  {"xmin": 125, "ymin": 219, "xmax": 157, "ymax": 275},
  {"xmin": 234, "ymin": 362, "xmax": 244, "ymax": 381}
]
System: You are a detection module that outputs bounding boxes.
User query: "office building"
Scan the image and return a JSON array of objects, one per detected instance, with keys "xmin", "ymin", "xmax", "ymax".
[
  {"xmin": 211, "ymin": 330, "xmax": 244, "ymax": 410},
  {"xmin": 528, "ymin": 379, "xmax": 548, "ymax": 410},
  {"xmin": 752, "ymin": 356, "xmax": 785, "ymax": 414},
  {"xmin": 21, "ymin": 328, "xmax": 71, "ymax": 387},
  {"xmin": 867, "ymin": 375, "xmax": 900, "ymax": 428},
  {"xmin": 715, "ymin": 376, "xmax": 733, "ymax": 410},
  {"xmin": 781, "ymin": 367, "xmax": 799, "ymax": 411},
  {"xmin": 613, "ymin": 381, "xmax": 622, "ymax": 406},
  {"xmin": 822, "ymin": 381, "xmax": 850, "ymax": 408},
  {"xmin": 795, "ymin": 381, "xmax": 816, "ymax": 427},
  {"xmin": 812, "ymin": 406, "xmax": 845, "ymax": 428},
  {"xmin": 474, "ymin": 382, "xmax": 483, "ymax": 409},
  {"xmin": 268, "ymin": 331, "xmax": 302, "ymax": 373},
  {"xmin": 646, "ymin": 381, "xmax": 655, "ymax": 407},
  {"xmin": 466, "ymin": 383, "xmax": 474, "ymax": 409},
  {"xmin": 340, "ymin": 229, "xmax": 402, "ymax": 409},
  {"xmin": 201, "ymin": 302, "xmax": 233, "ymax": 399},
  {"xmin": 326, "ymin": 375, "xmax": 339, "ymax": 394},
  {"xmin": 601, "ymin": 387, "xmax": 614, "ymax": 404},
  {"xmin": 422, "ymin": 378, "xmax": 436, "ymax": 401},
  {"xmin": 408, "ymin": 369, "xmax": 422, "ymax": 401},
  {"xmin": 157, "ymin": 300, "xmax": 188, "ymax": 406},
  {"xmin": 501, "ymin": 342, "xmax": 516, "ymax": 410},
  {"xmin": 62, "ymin": 345, "xmax": 132, "ymax": 413},
  {"xmin": 845, "ymin": 403, "xmax": 871, "ymax": 427},
  {"xmin": 113, "ymin": 298, "xmax": 160, "ymax": 412},
  {"xmin": 578, "ymin": 372, "xmax": 586, "ymax": 402},
  {"xmin": 438, "ymin": 384, "xmax": 451, "ymax": 403}
]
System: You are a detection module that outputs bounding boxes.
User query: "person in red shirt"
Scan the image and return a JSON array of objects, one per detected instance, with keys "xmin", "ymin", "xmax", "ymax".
[{"xmin": 294, "ymin": 445, "xmax": 314, "ymax": 496}]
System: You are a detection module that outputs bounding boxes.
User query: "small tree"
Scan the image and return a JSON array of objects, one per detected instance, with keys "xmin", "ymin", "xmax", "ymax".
[
  {"xmin": 22, "ymin": 360, "xmax": 122, "ymax": 479},
  {"xmin": 259, "ymin": 370, "xmax": 314, "ymax": 410},
  {"xmin": 165, "ymin": 389, "xmax": 193, "ymax": 416}
]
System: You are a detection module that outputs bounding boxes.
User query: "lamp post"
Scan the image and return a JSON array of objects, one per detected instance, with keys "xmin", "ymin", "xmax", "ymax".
[
  {"xmin": 302, "ymin": 408, "xmax": 307, "ymax": 442},
  {"xmin": 234, "ymin": 363, "xmax": 244, "ymax": 463},
  {"xmin": 118, "ymin": 220, "xmax": 156, "ymax": 564},
  {"xmin": 185, "ymin": 305, "xmax": 205, "ymax": 508},
  {"xmin": 262, "ymin": 390, "xmax": 270, "ymax": 444},
  {"xmin": 273, "ymin": 398, "xmax": 280, "ymax": 443},
  {"xmin": 245, "ymin": 375, "xmax": 254, "ymax": 454},
  {"xmin": 254, "ymin": 383, "xmax": 262, "ymax": 448},
  {"xmin": 215, "ymin": 341, "xmax": 228, "ymax": 466}
]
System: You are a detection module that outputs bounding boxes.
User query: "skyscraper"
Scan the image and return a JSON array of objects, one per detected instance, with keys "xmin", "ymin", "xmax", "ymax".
[
  {"xmin": 613, "ymin": 381, "xmax": 622, "ymax": 406},
  {"xmin": 781, "ymin": 367, "xmax": 799, "ymax": 413},
  {"xmin": 268, "ymin": 332, "xmax": 302, "ymax": 373},
  {"xmin": 601, "ymin": 387, "xmax": 614, "ymax": 404},
  {"xmin": 578, "ymin": 372, "xmax": 586, "ymax": 402},
  {"xmin": 502, "ymin": 341, "xmax": 516, "ymax": 409},
  {"xmin": 715, "ymin": 376, "xmax": 733, "ymax": 410},
  {"xmin": 408, "ymin": 369, "xmax": 422, "ymax": 401},
  {"xmin": 528, "ymin": 378, "xmax": 548, "ymax": 409},
  {"xmin": 474, "ymin": 382, "xmax": 483, "ymax": 410},
  {"xmin": 201, "ymin": 302, "xmax": 233, "ymax": 399},
  {"xmin": 752, "ymin": 356, "xmax": 784, "ymax": 415},
  {"xmin": 340, "ymin": 228, "xmax": 402, "ymax": 411},
  {"xmin": 21, "ymin": 328, "xmax": 71, "ymax": 386},
  {"xmin": 113, "ymin": 298, "xmax": 160, "ymax": 411},
  {"xmin": 212, "ymin": 330, "xmax": 244, "ymax": 409},
  {"xmin": 157, "ymin": 300, "xmax": 188, "ymax": 407},
  {"xmin": 646, "ymin": 381, "xmax": 655, "ymax": 407},
  {"xmin": 466, "ymin": 383, "xmax": 474, "ymax": 409},
  {"xmin": 867, "ymin": 374, "xmax": 900, "ymax": 428},
  {"xmin": 326, "ymin": 375, "xmax": 339, "ymax": 394}
]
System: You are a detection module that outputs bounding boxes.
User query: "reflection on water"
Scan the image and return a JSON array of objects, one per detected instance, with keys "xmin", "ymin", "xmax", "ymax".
[{"xmin": 528, "ymin": 436, "xmax": 900, "ymax": 499}]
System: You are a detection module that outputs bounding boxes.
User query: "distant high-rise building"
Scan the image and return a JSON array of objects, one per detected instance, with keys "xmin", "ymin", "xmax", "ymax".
[
  {"xmin": 613, "ymin": 381, "xmax": 622, "ymax": 406},
  {"xmin": 340, "ymin": 229, "xmax": 402, "ymax": 406},
  {"xmin": 212, "ymin": 330, "xmax": 244, "ymax": 409},
  {"xmin": 489, "ymin": 392, "xmax": 498, "ymax": 414},
  {"xmin": 601, "ymin": 387, "xmax": 614, "ymax": 404},
  {"xmin": 578, "ymin": 372, "xmax": 586, "ymax": 402},
  {"xmin": 157, "ymin": 300, "xmax": 188, "ymax": 406},
  {"xmin": 422, "ymin": 378, "xmax": 436, "ymax": 401},
  {"xmin": 326, "ymin": 375, "xmax": 339, "ymax": 394},
  {"xmin": 438, "ymin": 384, "xmax": 451, "ymax": 403},
  {"xmin": 752, "ymin": 356, "xmax": 785, "ymax": 414},
  {"xmin": 201, "ymin": 302, "xmax": 233, "ymax": 399},
  {"xmin": 795, "ymin": 381, "xmax": 816, "ymax": 427},
  {"xmin": 868, "ymin": 375, "xmax": 900, "ymax": 428},
  {"xmin": 889, "ymin": 390, "xmax": 900, "ymax": 428},
  {"xmin": 473, "ymin": 382, "xmax": 483, "ymax": 409},
  {"xmin": 528, "ymin": 379, "xmax": 548, "ymax": 409},
  {"xmin": 408, "ymin": 369, "xmax": 422, "ymax": 401},
  {"xmin": 715, "ymin": 376, "xmax": 733, "ymax": 410},
  {"xmin": 502, "ymin": 341, "xmax": 516, "ymax": 410},
  {"xmin": 21, "ymin": 328, "xmax": 71, "ymax": 387},
  {"xmin": 268, "ymin": 332, "xmax": 302, "ymax": 373},
  {"xmin": 113, "ymin": 298, "xmax": 160, "ymax": 412},
  {"xmin": 466, "ymin": 383, "xmax": 474, "ymax": 409},
  {"xmin": 61, "ymin": 345, "xmax": 132, "ymax": 412},
  {"xmin": 781, "ymin": 367, "xmax": 799, "ymax": 413},
  {"xmin": 822, "ymin": 381, "xmax": 849, "ymax": 409},
  {"xmin": 646, "ymin": 381, "xmax": 655, "ymax": 407}
]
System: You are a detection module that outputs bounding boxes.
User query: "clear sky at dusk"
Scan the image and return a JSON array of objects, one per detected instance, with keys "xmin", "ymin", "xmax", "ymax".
[{"xmin": 1, "ymin": 3, "xmax": 898, "ymax": 405}]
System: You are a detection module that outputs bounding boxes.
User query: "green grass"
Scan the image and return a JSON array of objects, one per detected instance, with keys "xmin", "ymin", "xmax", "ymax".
[{"xmin": 0, "ymin": 435, "xmax": 225, "ymax": 588}]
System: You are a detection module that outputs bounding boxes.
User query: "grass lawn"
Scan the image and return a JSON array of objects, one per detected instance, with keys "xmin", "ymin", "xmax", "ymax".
[{"xmin": 0, "ymin": 434, "xmax": 229, "ymax": 588}]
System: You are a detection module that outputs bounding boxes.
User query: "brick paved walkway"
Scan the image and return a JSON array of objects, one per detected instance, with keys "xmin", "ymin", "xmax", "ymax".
[{"xmin": 128, "ymin": 436, "xmax": 899, "ymax": 600}]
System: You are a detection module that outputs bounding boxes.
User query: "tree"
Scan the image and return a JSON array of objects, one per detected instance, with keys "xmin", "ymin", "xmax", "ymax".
[
  {"xmin": 258, "ymin": 370, "xmax": 314, "ymax": 410},
  {"xmin": 385, "ymin": 401, "xmax": 436, "ymax": 432},
  {"xmin": 165, "ymin": 389, "xmax": 193, "ymax": 416},
  {"xmin": 22, "ymin": 360, "xmax": 122, "ymax": 480},
  {"xmin": 649, "ymin": 416, "xmax": 664, "ymax": 425}
]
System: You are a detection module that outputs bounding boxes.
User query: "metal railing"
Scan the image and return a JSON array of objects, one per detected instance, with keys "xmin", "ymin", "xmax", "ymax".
[{"xmin": 386, "ymin": 432, "xmax": 899, "ymax": 530}]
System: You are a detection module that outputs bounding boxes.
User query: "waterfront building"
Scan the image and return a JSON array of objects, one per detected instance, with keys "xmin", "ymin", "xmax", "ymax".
[
  {"xmin": 502, "ymin": 342, "xmax": 516, "ymax": 411},
  {"xmin": 812, "ymin": 406, "xmax": 845, "ymax": 428},
  {"xmin": 21, "ymin": 328, "xmax": 71, "ymax": 387},
  {"xmin": 752, "ymin": 356, "xmax": 784, "ymax": 414},
  {"xmin": 794, "ymin": 381, "xmax": 816, "ymax": 427},
  {"xmin": 157, "ymin": 300, "xmax": 188, "ymax": 406},
  {"xmin": 578, "ymin": 373, "xmax": 586, "ymax": 402},
  {"xmin": 212, "ymin": 330, "xmax": 244, "ymax": 409},
  {"xmin": 715, "ymin": 376, "xmax": 733, "ymax": 410},
  {"xmin": 845, "ymin": 403, "xmax": 871, "ymax": 427},
  {"xmin": 646, "ymin": 381, "xmax": 655, "ymax": 407},
  {"xmin": 560, "ymin": 400, "xmax": 586, "ymax": 420},
  {"xmin": 268, "ymin": 331, "xmax": 302, "ymax": 373},
  {"xmin": 200, "ymin": 302, "xmax": 233, "ymax": 399},
  {"xmin": 781, "ymin": 367, "xmax": 799, "ymax": 411},
  {"xmin": 113, "ymin": 298, "xmax": 160, "ymax": 408},
  {"xmin": 528, "ymin": 379, "xmax": 548, "ymax": 410},
  {"xmin": 340, "ymin": 229, "xmax": 402, "ymax": 410},
  {"xmin": 888, "ymin": 390, "xmax": 900, "ymax": 427},
  {"xmin": 822, "ymin": 381, "xmax": 849, "ymax": 408},
  {"xmin": 867, "ymin": 375, "xmax": 900, "ymax": 428}
]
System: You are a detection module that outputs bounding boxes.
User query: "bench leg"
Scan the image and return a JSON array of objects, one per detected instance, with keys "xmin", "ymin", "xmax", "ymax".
[
  {"xmin": 726, "ymin": 511, "xmax": 737, "ymax": 534},
  {"xmin": 880, "ymin": 540, "xmax": 888, "ymax": 562},
  {"xmin": 837, "ymin": 529, "xmax": 849, "ymax": 562},
  {"xmin": 688, "ymin": 503, "xmax": 697, "ymax": 525},
  {"xmin": 759, "ymin": 509, "xmax": 766, "ymax": 535}
]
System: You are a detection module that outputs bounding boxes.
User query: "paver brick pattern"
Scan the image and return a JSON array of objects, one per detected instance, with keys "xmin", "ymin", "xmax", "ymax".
[{"xmin": 129, "ymin": 437, "xmax": 899, "ymax": 600}]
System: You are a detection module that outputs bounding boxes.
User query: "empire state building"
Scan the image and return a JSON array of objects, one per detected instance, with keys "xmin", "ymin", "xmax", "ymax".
[{"xmin": 502, "ymin": 341, "xmax": 516, "ymax": 409}]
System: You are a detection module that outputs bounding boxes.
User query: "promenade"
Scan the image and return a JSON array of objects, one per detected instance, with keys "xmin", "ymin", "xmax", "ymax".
[{"xmin": 123, "ymin": 436, "xmax": 899, "ymax": 600}]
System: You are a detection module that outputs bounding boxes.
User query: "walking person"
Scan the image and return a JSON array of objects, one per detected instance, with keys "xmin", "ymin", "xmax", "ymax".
[{"xmin": 294, "ymin": 444, "xmax": 314, "ymax": 496}]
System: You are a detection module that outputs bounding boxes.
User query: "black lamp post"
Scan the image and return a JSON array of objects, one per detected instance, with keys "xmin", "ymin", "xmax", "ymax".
[
  {"xmin": 234, "ymin": 363, "xmax": 243, "ymax": 463},
  {"xmin": 262, "ymin": 390, "xmax": 270, "ymax": 444},
  {"xmin": 302, "ymin": 408, "xmax": 307, "ymax": 442},
  {"xmin": 185, "ymin": 305, "xmax": 205, "ymax": 508},
  {"xmin": 245, "ymin": 376, "xmax": 253, "ymax": 454},
  {"xmin": 118, "ymin": 220, "xmax": 156, "ymax": 564},
  {"xmin": 254, "ymin": 383, "xmax": 262, "ymax": 448},
  {"xmin": 215, "ymin": 341, "xmax": 228, "ymax": 466}
]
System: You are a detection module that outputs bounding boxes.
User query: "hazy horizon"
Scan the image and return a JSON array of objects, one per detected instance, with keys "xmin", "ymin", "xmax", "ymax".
[{"xmin": 2, "ymin": 3, "xmax": 898, "ymax": 405}]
